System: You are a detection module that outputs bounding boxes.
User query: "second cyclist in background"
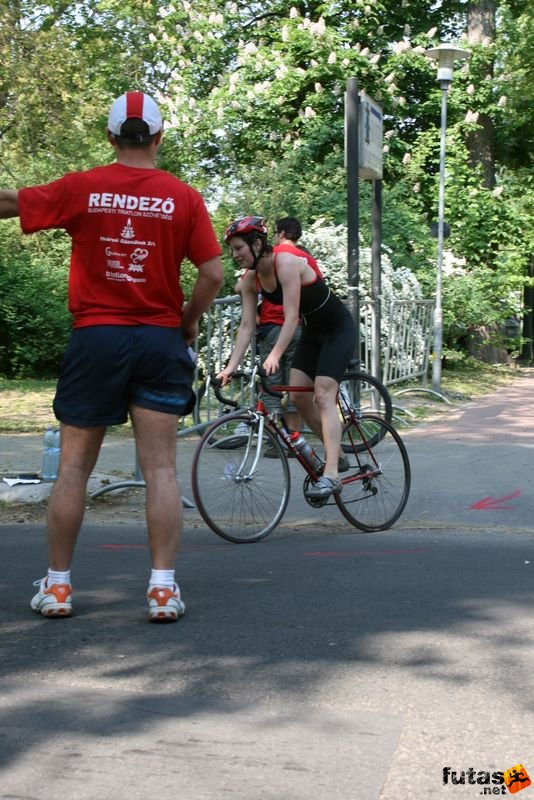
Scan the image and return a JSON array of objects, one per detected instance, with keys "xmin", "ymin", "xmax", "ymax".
[
  {"xmin": 235, "ymin": 216, "xmax": 319, "ymax": 454},
  {"xmin": 219, "ymin": 215, "xmax": 356, "ymax": 499}
]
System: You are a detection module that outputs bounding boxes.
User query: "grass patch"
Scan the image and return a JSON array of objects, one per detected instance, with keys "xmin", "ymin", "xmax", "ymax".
[
  {"xmin": 0, "ymin": 378, "xmax": 137, "ymax": 434},
  {"xmin": 0, "ymin": 377, "xmax": 197, "ymax": 434},
  {"xmin": 440, "ymin": 357, "xmax": 522, "ymax": 398},
  {"xmin": 0, "ymin": 378, "xmax": 57, "ymax": 432},
  {"xmin": 0, "ymin": 359, "xmax": 527, "ymax": 433}
]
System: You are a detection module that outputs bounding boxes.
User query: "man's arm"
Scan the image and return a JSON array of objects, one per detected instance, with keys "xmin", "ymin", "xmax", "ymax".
[
  {"xmin": 0, "ymin": 190, "xmax": 19, "ymax": 219},
  {"xmin": 181, "ymin": 256, "xmax": 224, "ymax": 343}
]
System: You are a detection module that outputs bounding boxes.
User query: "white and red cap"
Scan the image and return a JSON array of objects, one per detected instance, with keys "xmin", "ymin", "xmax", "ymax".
[{"xmin": 107, "ymin": 91, "xmax": 163, "ymax": 136}]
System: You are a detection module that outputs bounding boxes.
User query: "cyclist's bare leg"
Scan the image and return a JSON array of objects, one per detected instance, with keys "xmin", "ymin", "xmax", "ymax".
[
  {"xmin": 290, "ymin": 370, "xmax": 341, "ymax": 479},
  {"xmin": 289, "ymin": 368, "xmax": 319, "ymax": 433},
  {"xmin": 283, "ymin": 410, "xmax": 302, "ymax": 432},
  {"xmin": 130, "ymin": 405, "xmax": 181, "ymax": 569},
  {"xmin": 311, "ymin": 376, "xmax": 342, "ymax": 479}
]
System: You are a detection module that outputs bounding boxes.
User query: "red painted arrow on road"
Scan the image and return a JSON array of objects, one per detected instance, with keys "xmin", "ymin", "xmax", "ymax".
[{"xmin": 470, "ymin": 489, "xmax": 521, "ymax": 510}]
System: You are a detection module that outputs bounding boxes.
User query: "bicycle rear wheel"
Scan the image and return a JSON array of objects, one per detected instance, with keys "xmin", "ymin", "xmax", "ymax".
[
  {"xmin": 335, "ymin": 414, "xmax": 410, "ymax": 531},
  {"xmin": 191, "ymin": 413, "xmax": 291, "ymax": 543},
  {"xmin": 339, "ymin": 372, "xmax": 392, "ymax": 452},
  {"xmin": 340, "ymin": 371, "xmax": 392, "ymax": 420}
]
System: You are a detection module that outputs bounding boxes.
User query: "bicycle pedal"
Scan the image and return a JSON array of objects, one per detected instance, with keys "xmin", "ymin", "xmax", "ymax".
[{"xmin": 303, "ymin": 476, "xmax": 330, "ymax": 508}]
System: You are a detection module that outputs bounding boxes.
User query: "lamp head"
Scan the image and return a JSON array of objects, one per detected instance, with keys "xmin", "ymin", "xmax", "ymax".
[{"xmin": 425, "ymin": 43, "xmax": 470, "ymax": 84}]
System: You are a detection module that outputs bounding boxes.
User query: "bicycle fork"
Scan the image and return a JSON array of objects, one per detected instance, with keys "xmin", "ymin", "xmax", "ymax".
[{"xmin": 231, "ymin": 413, "xmax": 266, "ymax": 481}]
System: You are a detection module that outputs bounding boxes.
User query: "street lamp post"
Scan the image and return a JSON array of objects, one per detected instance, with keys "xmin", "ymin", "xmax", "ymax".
[{"xmin": 425, "ymin": 43, "xmax": 470, "ymax": 392}]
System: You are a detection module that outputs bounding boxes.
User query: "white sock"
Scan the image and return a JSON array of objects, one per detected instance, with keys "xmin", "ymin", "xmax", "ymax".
[
  {"xmin": 149, "ymin": 569, "xmax": 175, "ymax": 589},
  {"xmin": 47, "ymin": 569, "xmax": 71, "ymax": 586}
]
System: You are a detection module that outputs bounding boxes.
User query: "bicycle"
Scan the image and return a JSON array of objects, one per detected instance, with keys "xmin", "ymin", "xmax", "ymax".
[
  {"xmin": 192, "ymin": 358, "xmax": 392, "ymax": 432},
  {"xmin": 191, "ymin": 367, "xmax": 410, "ymax": 543}
]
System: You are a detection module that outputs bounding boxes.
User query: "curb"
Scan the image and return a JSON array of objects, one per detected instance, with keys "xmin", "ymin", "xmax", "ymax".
[{"xmin": 0, "ymin": 473, "xmax": 128, "ymax": 505}]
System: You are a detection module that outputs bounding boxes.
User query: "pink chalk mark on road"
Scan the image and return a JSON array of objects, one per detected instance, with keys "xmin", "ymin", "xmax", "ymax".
[
  {"xmin": 304, "ymin": 548, "xmax": 431, "ymax": 558},
  {"xmin": 470, "ymin": 489, "xmax": 521, "ymax": 510},
  {"xmin": 99, "ymin": 543, "xmax": 228, "ymax": 552},
  {"xmin": 100, "ymin": 544, "xmax": 147, "ymax": 550}
]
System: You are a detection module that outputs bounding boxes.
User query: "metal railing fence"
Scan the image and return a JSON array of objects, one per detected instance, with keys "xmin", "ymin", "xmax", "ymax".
[
  {"xmin": 382, "ymin": 300, "xmax": 435, "ymax": 386},
  {"xmin": 92, "ymin": 294, "xmax": 434, "ymax": 497},
  {"xmin": 186, "ymin": 295, "xmax": 434, "ymax": 426}
]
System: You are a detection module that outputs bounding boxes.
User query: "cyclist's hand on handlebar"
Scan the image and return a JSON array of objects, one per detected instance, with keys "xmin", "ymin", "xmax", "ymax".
[{"xmin": 216, "ymin": 369, "xmax": 233, "ymax": 387}]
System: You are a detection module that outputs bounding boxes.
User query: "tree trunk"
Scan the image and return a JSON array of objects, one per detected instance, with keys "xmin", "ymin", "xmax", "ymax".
[
  {"xmin": 520, "ymin": 256, "xmax": 534, "ymax": 361},
  {"xmin": 466, "ymin": 324, "xmax": 511, "ymax": 364},
  {"xmin": 467, "ymin": 0, "xmax": 496, "ymax": 43},
  {"xmin": 467, "ymin": 1, "xmax": 497, "ymax": 189}
]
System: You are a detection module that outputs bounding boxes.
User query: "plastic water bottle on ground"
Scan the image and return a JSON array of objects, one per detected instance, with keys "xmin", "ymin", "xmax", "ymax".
[{"xmin": 41, "ymin": 427, "xmax": 60, "ymax": 481}]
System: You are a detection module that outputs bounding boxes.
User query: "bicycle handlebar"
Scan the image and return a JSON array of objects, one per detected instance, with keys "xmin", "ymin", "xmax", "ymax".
[
  {"xmin": 209, "ymin": 368, "xmax": 284, "ymax": 407},
  {"xmin": 208, "ymin": 374, "xmax": 240, "ymax": 407},
  {"xmin": 210, "ymin": 364, "xmax": 388, "ymax": 409}
]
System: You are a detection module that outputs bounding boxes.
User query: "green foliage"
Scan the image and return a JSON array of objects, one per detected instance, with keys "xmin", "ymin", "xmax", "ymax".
[
  {"xmin": 299, "ymin": 220, "xmax": 423, "ymax": 305},
  {"xmin": 0, "ymin": 225, "xmax": 71, "ymax": 377},
  {"xmin": 493, "ymin": 1, "xmax": 534, "ymax": 168},
  {"xmin": 0, "ymin": 0, "xmax": 532, "ymax": 373},
  {"xmin": 441, "ymin": 263, "xmax": 520, "ymax": 346},
  {"xmin": 0, "ymin": 3, "xmax": 113, "ymax": 178}
]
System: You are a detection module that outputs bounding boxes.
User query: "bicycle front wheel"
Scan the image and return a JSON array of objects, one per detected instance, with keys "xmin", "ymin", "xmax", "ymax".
[
  {"xmin": 191, "ymin": 413, "xmax": 291, "ymax": 543},
  {"xmin": 336, "ymin": 414, "xmax": 410, "ymax": 532}
]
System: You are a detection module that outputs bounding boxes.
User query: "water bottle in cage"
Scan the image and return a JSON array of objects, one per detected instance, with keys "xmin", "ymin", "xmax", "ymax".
[{"xmin": 289, "ymin": 432, "xmax": 323, "ymax": 471}]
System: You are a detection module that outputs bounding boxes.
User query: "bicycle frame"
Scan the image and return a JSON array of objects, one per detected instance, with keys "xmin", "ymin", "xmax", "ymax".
[
  {"xmin": 192, "ymin": 368, "xmax": 411, "ymax": 541},
  {"xmin": 271, "ymin": 384, "xmax": 383, "ymax": 489},
  {"xmin": 222, "ymin": 370, "xmax": 382, "ymax": 490}
]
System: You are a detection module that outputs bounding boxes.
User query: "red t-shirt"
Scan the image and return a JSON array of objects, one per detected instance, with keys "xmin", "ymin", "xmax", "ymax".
[
  {"xmin": 258, "ymin": 295, "xmax": 285, "ymax": 326},
  {"xmin": 273, "ymin": 242, "xmax": 323, "ymax": 279},
  {"xmin": 18, "ymin": 162, "xmax": 222, "ymax": 328}
]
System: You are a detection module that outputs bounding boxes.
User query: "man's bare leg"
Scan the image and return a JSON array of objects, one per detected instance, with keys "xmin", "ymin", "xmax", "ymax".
[
  {"xmin": 129, "ymin": 405, "xmax": 181, "ymax": 568},
  {"xmin": 46, "ymin": 423, "xmax": 106, "ymax": 570}
]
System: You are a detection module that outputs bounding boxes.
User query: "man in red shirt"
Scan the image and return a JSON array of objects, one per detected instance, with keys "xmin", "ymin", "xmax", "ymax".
[
  {"xmin": 272, "ymin": 216, "xmax": 322, "ymax": 278},
  {"xmin": 0, "ymin": 91, "xmax": 224, "ymax": 623}
]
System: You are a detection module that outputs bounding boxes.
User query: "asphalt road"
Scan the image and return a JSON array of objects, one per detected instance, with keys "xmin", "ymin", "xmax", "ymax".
[{"xmin": 1, "ymin": 370, "xmax": 534, "ymax": 799}]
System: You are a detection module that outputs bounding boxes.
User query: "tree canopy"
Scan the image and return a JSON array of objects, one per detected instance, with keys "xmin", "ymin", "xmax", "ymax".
[{"xmin": 0, "ymin": 0, "xmax": 532, "ymax": 375}]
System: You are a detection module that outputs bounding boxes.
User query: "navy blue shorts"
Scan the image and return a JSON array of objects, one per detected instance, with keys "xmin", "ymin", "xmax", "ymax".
[{"xmin": 53, "ymin": 325, "xmax": 196, "ymax": 427}]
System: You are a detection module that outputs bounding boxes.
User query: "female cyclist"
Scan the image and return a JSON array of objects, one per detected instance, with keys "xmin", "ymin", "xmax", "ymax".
[{"xmin": 218, "ymin": 215, "xmax": 356, "ymax": 498}]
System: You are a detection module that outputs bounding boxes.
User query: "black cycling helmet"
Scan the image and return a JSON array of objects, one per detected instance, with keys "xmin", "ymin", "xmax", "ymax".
[{"xmin": 225, "ymin": 215, "xmax": 270, "ymax": 269}]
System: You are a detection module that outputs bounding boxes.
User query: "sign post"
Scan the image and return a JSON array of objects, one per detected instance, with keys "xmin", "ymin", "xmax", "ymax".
[
  {"xmin": 345, "ymin": 78, "xmax": 360, "ymax": 370},
  {"xmin": 360, "ymin": 91, "xmax": 383, "ymax": 379},
  {"xmin": 346, "ymin": 83, "xmax": 383, "ymax": 377},
  {"xmin": 359, "ymin": 92, "xmax": 383, "ymax": 181}
]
